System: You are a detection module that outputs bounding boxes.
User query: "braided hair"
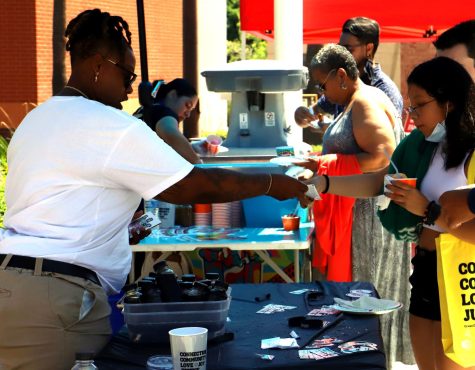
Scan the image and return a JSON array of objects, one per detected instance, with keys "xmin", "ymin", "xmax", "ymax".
[{"xmin": 65, "ymin": 9, "xmax": 132, "ymax": 64}]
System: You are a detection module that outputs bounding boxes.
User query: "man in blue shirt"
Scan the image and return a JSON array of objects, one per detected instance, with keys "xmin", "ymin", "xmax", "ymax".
[{"xmin": 295, "ymin": 17, "xmax": 403, "ymax": 128}]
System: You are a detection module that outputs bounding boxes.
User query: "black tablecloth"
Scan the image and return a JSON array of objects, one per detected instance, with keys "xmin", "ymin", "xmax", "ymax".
[{"xmin": 96, "ymin": 282, "xmax": 386, "ymax": 370}]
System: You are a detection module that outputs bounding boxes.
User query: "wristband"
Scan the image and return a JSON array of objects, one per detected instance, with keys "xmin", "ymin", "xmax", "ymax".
[
  {"xmin": 321, "ymin": 174, "xmax": 330, "ymax": 194},
  {"xmin": 423, "ymin": 201, "xmax": 441, "ymax": 226}
]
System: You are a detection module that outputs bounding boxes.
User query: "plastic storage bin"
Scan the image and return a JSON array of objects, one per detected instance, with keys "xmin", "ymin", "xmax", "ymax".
[
  {"xmin": 242, "ymin": 196, "xmax": 298, "ymax": 227},
  {"xmin": 124, "ymin": 297, "xmax": 231, "ymax": 344}
]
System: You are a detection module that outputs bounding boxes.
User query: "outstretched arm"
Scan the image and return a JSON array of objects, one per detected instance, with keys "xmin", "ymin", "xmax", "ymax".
[{"xmin": 157, "ymin": 167, "xmax": 312, "ymax": 207}]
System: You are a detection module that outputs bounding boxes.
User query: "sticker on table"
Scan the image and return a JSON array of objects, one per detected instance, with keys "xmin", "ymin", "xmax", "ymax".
[
  {"xmin": 289, "ymin": 288, "xmax": 311, "ymax": 295},
  {"xmin": 299, "ymin": 348, "xmax": 341, "ymax": 360},
  {"xmin": 290, "ymin": 330, "xmax": 300, "ymax": 339},
  {"xmin": 255, "ymin": 353, "xmax": 274, "ymax": 361},
  {"xmin": 261, "ymin": 337, "xmax": 299, "ymax": 349},
  {"xmin": 338, "ymin": 341, "xmax": 378, "ymax": 353},
  {"xmin": 306, "ymin": 337, "xmax": 343, "ymax": 349},
  {"xmin": 307, "ymin": 306, "xmax": 341, "ymax": 316},
  {"xmin": 257, "ymin": 304, "xmax": 297, "ymax": 314}
]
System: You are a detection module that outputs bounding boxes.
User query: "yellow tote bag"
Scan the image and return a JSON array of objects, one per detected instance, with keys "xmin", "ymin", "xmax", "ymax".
[
  {"xmin": 437, "ymin": 234, "xmax": 475, "ymax": 367},
  {"xmin": 436, "ymin": 153, "xmax": 475, "ymax": 367}
]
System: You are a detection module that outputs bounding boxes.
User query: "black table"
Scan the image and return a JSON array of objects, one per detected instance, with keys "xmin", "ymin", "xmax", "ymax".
[{"xmin": 96, "ymin": 282, "xmax": 387, "ymax": 370}]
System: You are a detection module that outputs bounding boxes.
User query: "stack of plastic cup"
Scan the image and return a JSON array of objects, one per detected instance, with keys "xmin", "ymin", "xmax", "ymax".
[
  {"xmin": 230, "ymin": 201, "xmax": 243, "ymax": 227},
  {"xmin": 212, "ymin": 203, "xmax": 232, "ymax": 228},
  {"xmin": 193, "ymin": 204, "xmax": 212, "ymax": 226}
]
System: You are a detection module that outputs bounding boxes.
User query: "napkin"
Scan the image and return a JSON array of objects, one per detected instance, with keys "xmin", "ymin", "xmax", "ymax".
[{"xmin": 334, "ymin": 296, "xmax": 400, "ymax": 311}]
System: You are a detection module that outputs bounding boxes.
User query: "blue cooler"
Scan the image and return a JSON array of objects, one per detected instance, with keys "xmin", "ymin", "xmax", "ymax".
[{"xmin": 242, "ymin": 196, "xmax": 298, "ymax": 227}]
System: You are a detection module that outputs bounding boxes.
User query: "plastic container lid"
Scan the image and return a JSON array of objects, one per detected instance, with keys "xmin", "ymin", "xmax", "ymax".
[
  {"xmin": 75, "ymin": 352, "xmax": 94, "ymax": 361},
  {"xmin": 194, "ymin": 204, "xmax": 212, "ymax": 213},
  {"xmin": 147, "ymin": 355, "xmax": 173, "ymax": 370}
]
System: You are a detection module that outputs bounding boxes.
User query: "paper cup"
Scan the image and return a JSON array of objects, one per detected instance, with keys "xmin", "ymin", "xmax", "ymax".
[
  {"xmin": 392, "ymin": 177, "xmax": 417, "ymax": 187},
  {"xmin": 384, "ymin": 174, "xmax": 417, "ymax": 194},
  {"xmin": 169, "ymin": 327, "xmax": 208, "ymax": 370},
  {"xmin": 281, "ymin": 215, "xmax": 300, "ymax": 231},
  {"xmin": 205, "ymin": 135, "xmax": 222, "ymax": 155}
]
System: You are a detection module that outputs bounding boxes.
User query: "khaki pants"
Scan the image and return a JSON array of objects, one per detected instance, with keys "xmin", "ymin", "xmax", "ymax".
[{"xmin": 0, "ymin": 257, "xmax": 111, "ymax": 370}]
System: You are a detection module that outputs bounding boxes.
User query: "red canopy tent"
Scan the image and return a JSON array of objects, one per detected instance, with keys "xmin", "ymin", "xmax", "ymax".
[{"xmin": 240, "ymin": 0, "xmax": 475, "ymax": 43}]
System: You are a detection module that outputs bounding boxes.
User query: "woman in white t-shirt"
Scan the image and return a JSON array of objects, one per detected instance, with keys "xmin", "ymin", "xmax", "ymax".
[{"xmin": 0, "ymin": 9, "xmax": 311, "ymax": 370}]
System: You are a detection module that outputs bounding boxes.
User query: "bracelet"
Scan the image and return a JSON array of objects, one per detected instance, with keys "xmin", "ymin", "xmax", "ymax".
[
  {"xmin": 265, "ymin": 173, "xmax": 273, "ymax": 195},
  {"xmin": 423, "ymin": 200, "xmax": 441, "ymax": 226},
  {"xmin": 321, "ymin": 174, "xmax": 330, "ymax": 194}
]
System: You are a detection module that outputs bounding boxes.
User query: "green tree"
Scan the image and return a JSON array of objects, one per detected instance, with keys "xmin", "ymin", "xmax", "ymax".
[{"xmin": 227, "ymin": 0, "xmax": 267, "ymax": 62}]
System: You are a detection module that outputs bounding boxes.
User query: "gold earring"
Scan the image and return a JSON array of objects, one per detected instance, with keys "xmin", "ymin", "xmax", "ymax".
[{"xmin": 94, "ymin": 72, "xmax": 99, "ymax": 83}]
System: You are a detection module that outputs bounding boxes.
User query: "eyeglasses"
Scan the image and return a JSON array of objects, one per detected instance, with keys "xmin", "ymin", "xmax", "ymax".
[
  {"xmin": 406, "ymin": 99, "xmax": 436, "ymax": 115},
  {"xmin": 339, "ymin": 43, "xmax": 364, "ymax": 52},
  {"xmin": 314, "ymin": 69, "xmax": 336, "ymax": 95},
  {"xmin": 105, "ymin": 58, "xmax": 137, "ymax": 87}
]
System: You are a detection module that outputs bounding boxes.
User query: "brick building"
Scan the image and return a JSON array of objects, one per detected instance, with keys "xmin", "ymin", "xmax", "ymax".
[{"xmin": 0, "ymin": 0, "xmax": 188, "ymax": 134}]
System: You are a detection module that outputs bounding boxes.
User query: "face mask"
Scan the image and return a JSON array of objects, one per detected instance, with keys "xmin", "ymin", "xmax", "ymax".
[{"xmin": 425, "ymin": 120, "xmax": 446, "ymax": 142}]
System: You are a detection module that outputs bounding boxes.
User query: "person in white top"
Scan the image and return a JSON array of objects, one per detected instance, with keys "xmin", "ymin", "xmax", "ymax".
[
  {"xmin": 0, "ymin": 9, "xmax": 311, "ymax": 370},
  {"xmin": 307, "ymin": 57, "xmax": 475, "ymax": 370}
]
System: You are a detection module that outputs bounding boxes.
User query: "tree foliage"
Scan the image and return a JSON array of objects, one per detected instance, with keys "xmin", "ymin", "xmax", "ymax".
[{"xmin": 227, "ymin": 0, "xmax": 267, "ymax": 62}]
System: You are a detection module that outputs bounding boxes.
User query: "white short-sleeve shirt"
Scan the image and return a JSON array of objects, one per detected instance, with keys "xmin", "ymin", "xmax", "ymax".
[{"xmin": 0, "ymin": 96, "xmax": 193, "ymax": 294}]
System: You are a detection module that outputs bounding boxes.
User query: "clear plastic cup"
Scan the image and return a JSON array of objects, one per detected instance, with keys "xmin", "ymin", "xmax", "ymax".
[
  {"xmin": 147, "ymin": 355, "xmax": 173, "ymax": 370},
  {"xmin": 205, "ymin": 135, "xmax": 223, "ymax": 155}
]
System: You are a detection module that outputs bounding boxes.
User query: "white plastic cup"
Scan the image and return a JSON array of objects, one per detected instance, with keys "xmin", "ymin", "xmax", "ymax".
[{"xmin": 169, "ymin": 327, "xmax": 208, "ymax": 370}]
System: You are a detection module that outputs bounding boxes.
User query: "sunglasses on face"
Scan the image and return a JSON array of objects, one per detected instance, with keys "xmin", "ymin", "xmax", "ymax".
[
  {"xmin": 314, "ymin": 69, "xmax": 336, "ymax": 95},
  {"xmin": 105, "ymin": 58, "xmax": 137, "ymax": 88}
]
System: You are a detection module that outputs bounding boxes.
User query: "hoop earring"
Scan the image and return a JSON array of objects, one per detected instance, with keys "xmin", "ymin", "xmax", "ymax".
[{"xmin": 94, "ymin": 72, "xmax": 99, "ymax": 83}]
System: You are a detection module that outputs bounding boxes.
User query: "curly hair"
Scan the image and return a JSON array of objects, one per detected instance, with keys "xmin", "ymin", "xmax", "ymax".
[
  {"xmin": 407, "ymin": 57, "xmax": 475, "ymax": 169},
  {"xmin": 65, "ymin": 9, "xmax": 132, "ymax": 64},
  {"xmin": 310, "ymin": 44, "xmax": 359, "ymax": 80}
]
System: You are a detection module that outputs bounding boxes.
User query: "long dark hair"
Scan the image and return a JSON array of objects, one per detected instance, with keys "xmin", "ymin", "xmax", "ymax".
[
  {"xmin": 155, "ymin": 78, "xmax": 197, "ymax": 102},
  {"xmin": 65, "ymin": 9, "xmax": 132, "ymax": 65},
  {"xmin": 407, "ymin": 57, "xmax": 475, "ymax": 169}
]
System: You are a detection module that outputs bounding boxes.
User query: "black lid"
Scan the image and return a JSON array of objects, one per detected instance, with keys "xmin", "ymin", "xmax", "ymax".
[
  {"xmin": 181, "ymin": 274, "xmax": 196, "ymax": 282},
  {"xmin": 205, "ymin": 272, "xmax": 220, "ymax": 280},
  {"xmin": 153, "ymin": 260, "xmax": 168, "ymax": 272},
  {"xmin": 75, "ymin": 352, "xmax": 94, "ymax": 360},
  {"xmin": 138, "ymin": 280, "xmax": 154, "ymax": 288}
]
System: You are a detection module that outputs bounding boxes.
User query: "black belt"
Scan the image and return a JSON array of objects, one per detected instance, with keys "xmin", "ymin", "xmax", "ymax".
[{"xmin": 0, "ymin": 254, "xmax": 100, "ymax": 286}]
